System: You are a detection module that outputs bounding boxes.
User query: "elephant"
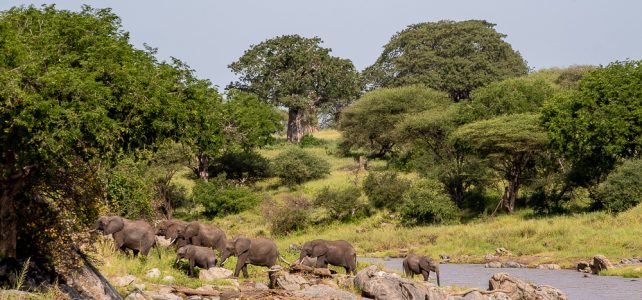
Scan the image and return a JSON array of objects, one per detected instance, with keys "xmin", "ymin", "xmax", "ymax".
[
  {"xmin": 219, "ymin": 236, "xmax": 282, "ymax": 278},
  {"xmin": 402, "ymin": 253, "xmax": 440, "ymax": 286},
  {"xmin": 156, "ymin": 219, "xmax": 188, "ymax": 247},
  {"xmin": 175, "ymin": 245, "xmax": 218, "ymax": 277},
  {"xmin": 176, "ymin": 221, "xmax": 227, "ymax": 253},
  {"xmin": 297, "ymin": 239, "xmax": 357, "ymax": 275},
  {"xmin": 94, "ymin": 216, "xmax": 157, "ymax": 257}
]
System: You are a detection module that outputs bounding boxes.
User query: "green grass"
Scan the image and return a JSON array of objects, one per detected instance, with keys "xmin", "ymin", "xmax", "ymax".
[{"xmin": 601, "ymin": 266, "xmax": 642, "ymax": 278}]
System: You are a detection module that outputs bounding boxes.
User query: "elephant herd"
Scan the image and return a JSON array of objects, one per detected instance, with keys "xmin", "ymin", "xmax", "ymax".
[{"xmin": 93, "ymin": 216, "xmax": 440, "ymax": 285}]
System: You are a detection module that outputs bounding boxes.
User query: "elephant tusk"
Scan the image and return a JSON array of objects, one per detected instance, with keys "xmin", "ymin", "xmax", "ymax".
[{"xmin": 169, "ymin": 238, "xmax": 176, "ymax": 245}]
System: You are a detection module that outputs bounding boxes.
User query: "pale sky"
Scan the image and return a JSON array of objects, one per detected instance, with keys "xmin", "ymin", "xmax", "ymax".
[{"xmin": 3, "ymin": 0, "xmax": 642, "ymax": 91}]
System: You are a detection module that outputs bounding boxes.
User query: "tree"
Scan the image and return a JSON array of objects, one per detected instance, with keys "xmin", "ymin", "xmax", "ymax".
[
  {"xmin": 229, "ymin": 35, "xmax": 360, "ymax": 142},
  {"xmin": 221, "ymin": 90, "xmax": 283, "ymax": 151},
  {"xmin": 451, "ymin": 114, "xmax": 548, "ymax": 214},
  {"xmin": 363, "ymin": 20, "xmax": 528, "ymax": 101},
  {"xmin": 339, "ymin": 85, "xmax": 450, "ymax": 157},
  {"xmin": 0, "ymin": 5, "xmax": 221, "ymax": 277},
  {"xmin": 542, "ymin": 60, "xmax": 642, "ymax": 186}
]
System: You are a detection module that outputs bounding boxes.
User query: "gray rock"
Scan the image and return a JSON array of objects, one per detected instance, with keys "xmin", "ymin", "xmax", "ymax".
[
  {"xmin": 295, "ymin": 284, "xmax": 359, "ymax": 300},
  {"xmin": 144, "ymin": 291, "xmax": 183, "ymax": 300},
  {"xmin": 275, "ymin": 273, "xmax": 309, "ymax": 291},
  {"xmin": 336, "ymin": 275, "xmax": 355, "ymax": 289},
  {"xmin": 254, "ymin": 282, "xmax": 269, "ymax": 290},
  {"xmin": 537, "ymin": 264, "xmax": 561, "ymax": 270},
  {"xmin": 124, "ymin": 291, "xmax": 147, "ymax": 300},
  {"xmin": 495, "ymin": 247, "xmax": 512, "ymax": 256},
  {"xmin": 113, "ymin": 275, "xmax": 137, "ymax": 286},
  {"xmin": 501, "ymin": 261, "xmax": 525, "ymax": 268},
  {"xmin": 199, "ymin": 267, "xmax": 233, "ymax": 280},
  {"xmin": 355, "ymin": 265, "xmax": 446, "ymax": 300},
  {"xmin": 489, "ymin": 272, "xmax": 567, "ymax": 300},
  {"xmin": 133, "ymin": 283, "xmax": 146, "ymax": 291},
  {"xmin": 576, "ymin": 261, "xmax": 591, "ymax": 273},
  {"xmin": 485, "ymin": 261, "xmax": 502, "ymax": 268},
  {"xmin": 484, "ymin": 254, "xmax": 498, "ymax": 261},
  {"xmin": 146, "ymin": 268, "xmax": 161, "ymax": 279},
  {"xmin": 591, "ymin": 255, "xmax": 613, "ymax": 274}
]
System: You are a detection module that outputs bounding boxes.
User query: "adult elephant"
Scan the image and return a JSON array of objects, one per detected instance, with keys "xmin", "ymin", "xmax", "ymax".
[
  {"xmin": 220, "ymin": 236, "xmax": 284, "ymax": 278},
  {"xmin": 297, "ymin": 239, "xmax": 357, "ymax": 275},
  {"xmin": 156, "ymin": 219, "xmax": 188, "ymax": 247},
  {"xmin": 176, "ymin": 221, "xmax": 227, "ymax": 253},
  {"xmin": 94, "ymin": 216, "xmax": 157, "ymax": 257},
  {"xmin": 402, "ymin": 253, "xmax": 440, "ymax": 286}
]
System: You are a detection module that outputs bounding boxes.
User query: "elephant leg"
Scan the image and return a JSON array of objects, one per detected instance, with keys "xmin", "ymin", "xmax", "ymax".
[
  {"xmin": 132, "ymin": 249, "xmax": 140, "ymax": 257},
  {"xmin": 315, "ymin": 255, "xmax": 328, "ymax": 268},
  {"xmin": 421, "ymin": 270, "xmax": 430, "ymax": 281},
  {"xmin": 189, "ymin": 258, "xmax": 196, "ymax": 277},
  {"xmin": 242, "ymin": 264, "xmax": 249, "ymax": 279},
  {"xmin": 234, "ymin": 254, "xmax": 248, "ymax": 278}
]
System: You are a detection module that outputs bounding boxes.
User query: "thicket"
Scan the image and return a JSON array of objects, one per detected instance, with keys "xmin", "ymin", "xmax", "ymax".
[
  {"xmin": 261, "ymin": 194, "xmax": 313, "ymax": 236},
  {"xmin": 363, "ymin": 171, "xmax": 411, "ymax": 211},
  {"xmin": 400, "ymin": 179, "xmax": 460, "ymax": 225},
  {"xmin": 271, "ymin": 148, "xmax": 331, "ymax": 186},
  {"xmin": 594, "ymin": 159, "xmax": 642, "ymax": 213},
  {"xmin": 314, "ymin": 186, "xmax": 369, "ymax": 221},
  {"xmin": 208, "ymin": 151, "xmax": 272, "ymax": 182},
  {"xmin": 193, "ymin": 179, "xmax": 260, "ymax": 218}
]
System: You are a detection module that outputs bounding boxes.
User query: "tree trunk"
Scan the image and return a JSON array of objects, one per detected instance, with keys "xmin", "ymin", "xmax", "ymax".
[
  {"xmin": 287, "ymin": 107, "xmax": 305, "ymax": 143},
  {"xmin": 0, "ymin": 189, "xmax": 17, "ymax": 258},
  {"xmin": 197, "ymin": 153, "xmax": 209, "ymax": 181}
]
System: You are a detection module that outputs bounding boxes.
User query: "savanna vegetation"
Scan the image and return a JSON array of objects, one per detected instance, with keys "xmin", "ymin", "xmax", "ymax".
[{"xmin": 1, "ymin": 4, "xmax": 641, "ymax": 298}]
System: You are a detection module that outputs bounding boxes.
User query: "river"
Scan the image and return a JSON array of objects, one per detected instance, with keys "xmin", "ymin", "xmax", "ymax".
[{"xmin": 358, "ymin": 258, "xmax": 642, "ymax": 300}]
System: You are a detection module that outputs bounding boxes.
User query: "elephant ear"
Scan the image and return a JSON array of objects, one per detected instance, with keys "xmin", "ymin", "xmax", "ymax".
[
  {"xmin": 419, "ymin": 257, "xmax": 436, "ymax": 272},
  {"xmin": 234, "ymin": 237, "xmax": 251, "ymax": 255},
  {"xmin": 183, "ymin": 222, "xmax": 199, "ymax": 238},
  {"xmin": 311, "ymin": 242, "xmax": 328, "ymax": 257},
  {"xmin": 104, "ymin": 217, "xmax": 125, "ymax": 235}
]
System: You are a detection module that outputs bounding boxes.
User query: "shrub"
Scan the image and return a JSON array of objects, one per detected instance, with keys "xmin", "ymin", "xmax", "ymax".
[
  {"xmin": 299, "ymin": 134, "xmax": 326, "ymax": 148},
  {"xmin": 193, "ymin": 181, "xmax": 260, "ymax": 217},
  {"xmin": 362, "ymin": 171, "xmax": 411, "ymax": 210},
  {"xmin": 106, "ymin": 158, "xmax": 155, "ymax": 219},
  {"xmin": 272, "ymin": 148, "xmax": 331, "ymax": 186},
  {"xmin": 314, "ymin": 185, "xmax": 369, "ymax": 220},
  {"xmin": 261, "ymin": 194, "xmax": 312, "ymax": 236},
  {"xmin": 594, "ymin": 159, "xmax": 642, "ymax": 212},
  {"xmin": 400, "ymin": 179, "xmax": 460, "ymax": 225},
  {"xmin": 209, "ymin": 151, "xmax": 272, "ymax": 182}
]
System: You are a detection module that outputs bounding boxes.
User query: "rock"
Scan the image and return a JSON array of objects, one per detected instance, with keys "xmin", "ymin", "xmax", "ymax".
[
  {"xmin": 355, "ymin": 227, "xmax": 366, "ymax": 233},
  {"xmin": 199, "ymin": 267, "xmax": 233, "ymax": 280},
  {"xmin": 124, "ymin": 291, "xmax": 147, "ymax": 300},
  {"xmin": 576, "ymin": 261, "xmax": 591, "ymax": 273},
  {"xmin": 439, "ymin": 254, "xmax": 451, "ymax": 263},
  {"xmin": 484, "ymin": 254, "xmax": 498, "ymax": 261},
  {"xmin": 143, "ymin": 291, "xmax": 182, "ymax": 300},
  {"xmin": 133, "ymin": 283, "xmax": 146, "ymax": 291},
  {"xmin": 501, "ymin": 261, "xmax": 525, "ymax": 268},
  {"xmin": 162, "ymin": 276, "xmax": 174, "ymax": 283},
  {"xmin": 274, "ymin": 273, "xmax": 309, "ymax": 291},
  {"xmin": 254, "ymin": 282, "xmax": 269, "ymax": 290},
  {"xmin": 287, "ymin": 243, "xmax": 301, "ymax": 253},
  {"xmin": 537, "ymin": 264, "xmax": 561, "ymax": 270},
  {"xmin": 583, "ymin": 273, "xmax": 590, "ymax": 278},
  {"xmin": 188, "ymin": 296, "xmax": 202, "ymax": 300},
  {"xmin": 294, "ymin": 284, "xmax": 359, "ymax": 300},
  {"xmin": 591, "ymin": 255, "xmax": 613, "ymax": 274},
  {"xmin": 489, "ymin": 272, "xmax": 567, "ymax": 300},
  {"xmin": 355, "ymin": 265, "xmax": 447, "ymax": 300},
  {"xmin": 485, "ymin": 261, "xmax": 502, "ymax": 268},
  {"xmin": 495, "ymin": 247, "xmax": 512, "ymax": 256},
  {"xmin": 336, "ymin": 275, "xmax": 355, "ymax": 289},
  {"xmin": 113, "ymin": 275, "xmax": 137, "ymax": 287},
  {"xmin": 156, "ymin": 236, "xmax": 173, "ymax": 248},
  {"xmin": 146, "ymin": 268, "xmax": 161, "ymax": 279}
]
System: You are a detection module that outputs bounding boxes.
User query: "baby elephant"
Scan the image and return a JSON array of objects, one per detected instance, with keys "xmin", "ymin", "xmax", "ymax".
[
  {"xmin": 175, "ymin": 245, "xmax": 218, "ymax": 277},
  {"xmin": 402, "ymin": 253, "xmax": 440, "ymax": 286}
]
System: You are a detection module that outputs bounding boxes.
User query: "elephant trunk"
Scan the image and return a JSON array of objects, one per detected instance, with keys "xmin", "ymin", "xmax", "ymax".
[{"xmin": 436, "ymin": 268, "xmax": 440, "ymax": 286}]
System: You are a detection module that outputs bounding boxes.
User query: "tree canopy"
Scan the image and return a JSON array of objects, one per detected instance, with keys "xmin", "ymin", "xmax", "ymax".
[
  {"xmin": 363, "ymin": 20, "xmax": 528, "ymax": 101},
  {"xmin": 228, "ymin": 35, "xmax": 360, "ymax": 142}
]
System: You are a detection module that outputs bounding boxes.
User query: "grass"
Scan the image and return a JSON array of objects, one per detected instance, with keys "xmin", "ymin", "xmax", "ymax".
[{"xmin": 601, "ymin": 266, "xmax": 642, "ymax": 278}]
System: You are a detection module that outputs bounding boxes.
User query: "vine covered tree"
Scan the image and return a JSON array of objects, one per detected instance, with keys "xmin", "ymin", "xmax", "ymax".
[
  {"xmin": 229, "ymin": 35, "xmax": 360, "ymax": 142},
  {"xmin": 363, "ymin": 20, "xmax": 528, "ymax": 101}
]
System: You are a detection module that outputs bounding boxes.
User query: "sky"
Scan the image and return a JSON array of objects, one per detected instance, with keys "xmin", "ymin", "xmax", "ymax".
[{"xmin": 3, "ymin": 0, "xmax": 642, "ymax": 91}]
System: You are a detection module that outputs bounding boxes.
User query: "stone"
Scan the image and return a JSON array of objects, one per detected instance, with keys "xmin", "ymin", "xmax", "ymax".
[
  {"xmin": 124, "ymin": 291, "xmax": 147, "ymax": 300},
  {"xmin": 355, "ymin": 265, "xmax": 446, "ymax": 300},
  {"xmin": 113, "ymin": 275, "xmax": 137, "ymax": 287},
  {"xmin": 591, "ymin": 255, "xmax": 613, "ymax": 274},
  {"xmin": 576, "ymin": 261, "xmax": 591, "ymax": 273},
  {"xmin": 143, "ymin": 291, "xmax": 182, "ymax": 300},
  {"xmin": 146, "ymin": 268, "xmax": 161, "ymax": 279},
  {"xmin": 484, "ymin": 254, "xmax": 498, "ymax": 261},
  {"xmin": 162, "ymin": 276, "xmax": 175, "ymax": 283},
  {"xmin": 495, "ymin": 247, "xmax": 512, "ymax": 256},
  {"xmin": 287, "ymin": 243, "xmax": 301, "ymax": 253},
  {"xmin": 439, "ymin": 254, "xmax": 451, "ymax": 263},
  {"xmin": 133, "ymin": 283, "xmax": 146, "ymax": 291},
  {"xmin": 199, "ymin": 267, "xmax": 233, "ymax": 280},
  {"xmin": 336, "ymin": 275, "xmax": 355, "ymax": 289},
  {"xmin": 188, "ymin": 296, "xmax": 202, "ymax": 300},
  {"xmin": 254, "ymin": 282, "xmax": 269, "ymax": 290},
  {"xmin": 501, "ymin": 261, "xmax": 525, "ymax": 268},
  {"xmin": 537, "ymin": 264, "xmax": 561, "ymax": 270},
  {"xmin": 485, "ymin": 261, "xmax": 502, "ymax": 268},
  {"xmin": 294, "ymin": 284, "xmax": 359, "ymax": 300},
  {"xmin": 489, "ymin": 272, "xmax": 567, "ymax": 300},
  {"xmin": 275, "ymin": 273, "xmax": 309, "ymax": 291}
]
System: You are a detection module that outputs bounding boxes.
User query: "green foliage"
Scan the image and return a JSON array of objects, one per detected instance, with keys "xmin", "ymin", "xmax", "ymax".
[
  {"xmin": 400, "ymin": 179, "xmax": 460, "ymax": 225},
  {"xmin": 299, "ymin": 134, "xmax": 326, "ymax": 148},
  {"xmin": 594, "ymin": 159, "xmax": 642, "ymax": 212},
  {"xmin": 209, "ymin": 151, "xmax": 272, "ymax": 182},
  {"xmin": 261, "ymin": 194, "xmax": 312, "ymax": 236},
  {"xmin": 314, "ymin": 186, "xmax": 369, "ymax": 221},
  {"xmin": 271, "ymin": 148, "xmax": 331, "ymax": 186},
  {"xmin": 554, "ymin": 65, "xmax": 596, "ymax": 89},
  {"xmin": 542, "ymin": 60, "xmax": 642, "ymax": 186},
  {"xmin": 106, "ymin": 158, "xmax": 156, "ymax": 219},
  {"xmin": 339, "ymin": 85, "xmax": 450, "ymax": 156},
  {"xmin": 458, "ymin": 77, "xmax": 555, "ymax": 123},
  {"xmin": 193, "ymin": 180, "xmax": 260, "ymax": 218},
  {"xmin": 221, "ymin": 91, "xmax": 283, "ymax": 150},
  {"xmin": 362, "ymin": 171, "xmax": 411, "ymax": 211},
  {"xmin": 363, "ymin": 20, "xmax": 528, "ymax": 101}
]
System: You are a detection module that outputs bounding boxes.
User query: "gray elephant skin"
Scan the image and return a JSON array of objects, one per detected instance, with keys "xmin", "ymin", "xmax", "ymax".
[
  {"xmin": 177, "ymin": 221, "xmax": 227, "ymax": 252},
  {"xmin": 175, "ymin": 245, "xmax": 217, "ymax": 277},
  {"xmin": 94, "ymin": 216, "xmax": 156, "ymax": 257},
  {"xmin": 298, "ymin": 239, "xmax": 357, "ymax": 275},
  {"xmin": 220, "ymin": 236, "xmax": 280, "ymax": 278},
  {"xmin": 403, "ymin": 253, "xmax": 440, "ymax": 285},
  {"xmin": 156, "ymin": 219, "xmax": 188, "ymax": 247}
]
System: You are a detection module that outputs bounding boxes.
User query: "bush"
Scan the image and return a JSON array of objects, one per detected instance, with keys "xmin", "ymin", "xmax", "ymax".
[
  {"xmin": 299, "ymin": 134, "xmax": 326, "ymax": 148},
  {"xmin": 594, "ymin": 159, "xmax": 642, "ymax": 212},
  {"xmin": 400, "ymin": 179, "xmax": 460, "ymax": 225},
  {"xmin": 209, "ymin": 151, "xmax": 272, "ymax": 182},
  {"xmin": 261, "ymin": 194, "xmax": 312, "ymax": 236},
  {"xmin": 193, "ymin": 180, "xmax": 260, "ymax": 217},
  {"xmin": 363, "ymin": 171, "xmax": 411, "ymax": 210},
  {"xmin": 272, "ymin": 148, "xmax": 331, "ymax": 186},
  {"xmin": 314, "ymin": 185, "xmax": 369, "ymax": 220},
  {"xmin": 106, "ymin": 158, "xmax": 155, "ymax": 219}
]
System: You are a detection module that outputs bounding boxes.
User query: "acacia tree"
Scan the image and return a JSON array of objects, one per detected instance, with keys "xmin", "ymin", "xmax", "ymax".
[
  {"xmin": 451, "ymin": 114, "xmax": 548, "ymax": 214},
  {"xmin": 229, "ymin": 35, "xmax": 360, "ymax": 142},
  {"xmin": 363, "ymin": 20, "xmax": 528, "ymax": 101}
]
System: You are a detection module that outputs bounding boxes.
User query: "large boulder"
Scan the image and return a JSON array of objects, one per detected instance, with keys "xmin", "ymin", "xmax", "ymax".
[
  {"xmin": 199, "ymin": 267, "xmax": 233, "ymax": 280},
  {"xmin": 354, "ymin": 265, "xmax": 447, "ymax": 300},
  {"xmin": 488, "ymin": 273, "xmax": 567, "ymax": 300},
  {"xmin": 294, "ymin": 284, "xmax": 359, "ymax": 300},
  {"xmin": 591, "ymin": 255, "xmax": 613, "ymax": 274}
]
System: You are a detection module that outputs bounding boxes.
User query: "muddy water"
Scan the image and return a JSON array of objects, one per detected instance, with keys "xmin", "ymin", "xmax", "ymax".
[{"xmin": 358, "ymin": 258, "xmax": 642, "ymax": 300}]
